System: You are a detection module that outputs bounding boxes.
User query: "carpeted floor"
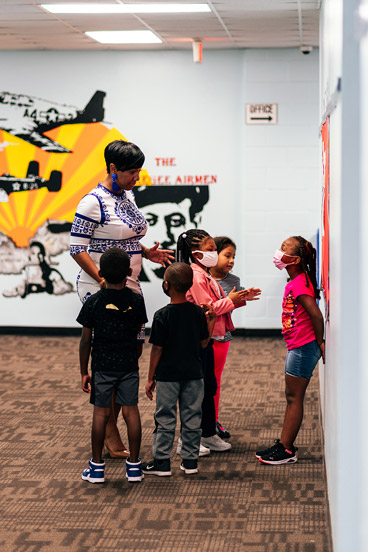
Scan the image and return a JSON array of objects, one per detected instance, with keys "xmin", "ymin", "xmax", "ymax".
[{"xmin": 0, "ymin": 336, "xmax": 332, "ymax": 551}]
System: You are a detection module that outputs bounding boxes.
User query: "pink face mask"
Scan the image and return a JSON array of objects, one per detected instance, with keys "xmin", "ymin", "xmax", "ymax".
[{"xmin": 273, "ymin": 249, "xmax": 297, "ymax": 270}]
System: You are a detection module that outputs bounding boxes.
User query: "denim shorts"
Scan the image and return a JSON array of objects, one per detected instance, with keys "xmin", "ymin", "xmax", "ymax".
[
  {"xmin": 90, "ymin": 371, "xmax": 139, "ymax": 408},
  {"xmin": 285, "ymin": 340, "xmax": 322, "ymax": 379}
]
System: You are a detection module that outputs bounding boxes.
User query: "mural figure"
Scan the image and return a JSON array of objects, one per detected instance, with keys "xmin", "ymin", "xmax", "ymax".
[
  {"xmin": 0, "ymin": 90, "xmax": 105, "ymax": 152},
  {"xmin": 1, "ymin": 220, "xmax": 73, "ymax": 298},
  {"xmin": 3, "ymin": 240, "xmax": 73, "ymax": 298},
  {"xmin": 134, "ymin": 184, "xmax": 209, "ymax": 280}
]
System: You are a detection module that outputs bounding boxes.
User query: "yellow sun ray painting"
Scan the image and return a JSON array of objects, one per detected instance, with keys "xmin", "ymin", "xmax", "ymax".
[{"xmin": 0, "ymin": 124, "xmax": 151, "ymax": 248}]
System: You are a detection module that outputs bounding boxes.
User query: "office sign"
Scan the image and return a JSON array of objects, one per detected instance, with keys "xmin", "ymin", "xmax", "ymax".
[{"xmin": 246, "ymin": 103, "xmax": 278, "ymax": 125}]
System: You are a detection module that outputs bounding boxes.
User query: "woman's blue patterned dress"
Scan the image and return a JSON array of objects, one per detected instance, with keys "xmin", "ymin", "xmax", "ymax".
[{"xmin": 70, "ymin": 184, "xmax": 147, "ymax": 304}]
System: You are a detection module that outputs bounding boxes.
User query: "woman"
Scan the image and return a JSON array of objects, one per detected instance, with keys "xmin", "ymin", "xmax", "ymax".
[{"xmin": 70, "ymin": 140, "xmax": 173, "ymax": 457}]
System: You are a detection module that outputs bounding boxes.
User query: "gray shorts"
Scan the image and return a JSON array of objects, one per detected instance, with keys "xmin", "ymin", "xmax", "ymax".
[{"xmin": 90, "ymin": 371, "xmax": 139, "ymax": 408}]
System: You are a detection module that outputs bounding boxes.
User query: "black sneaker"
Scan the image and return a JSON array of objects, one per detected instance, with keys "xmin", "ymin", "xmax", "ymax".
[
  {"xmin": 256, "ymin": 439, "xmax": 298, "ymax": 459},
  {"xmin": 255, "ymin": 439, "xmax": 281, "ymax": 459},
  {"xmin": 180, "ymin": 459, "xmax": 198, "ymax": 475},
  {"xmin": 141, "ymin": 459, "xmax": 172, "ymax": 476},
  {"xmin": 216, "ymin": 421, "xmax": 231, "ymax": 439},
  {"xmin": 258, "ymin": 442, "xmax": 298, "ymax": 465}
]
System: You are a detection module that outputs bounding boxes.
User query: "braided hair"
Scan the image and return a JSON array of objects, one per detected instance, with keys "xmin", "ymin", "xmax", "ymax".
[
  {"xmin": 176, "ymin": 229, "xmax": 210, "ymax": 264},
  {"xmin": 292, "ymin": 236, "xmax": 320, "ymax": 300}
]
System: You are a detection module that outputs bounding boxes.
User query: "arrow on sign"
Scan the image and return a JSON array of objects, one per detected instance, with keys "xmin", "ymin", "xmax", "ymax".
[{"xmin": 250, "ymin": 116, "xmax": 273, "ymax": 121}]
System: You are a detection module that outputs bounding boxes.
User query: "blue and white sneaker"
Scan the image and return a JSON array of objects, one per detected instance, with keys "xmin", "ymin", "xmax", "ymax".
[
  {"xmin": 126, "ymin": 458, "xmax": 144, "ymax": 482},
  {"xmin": 81, "ymin": 459, "xmax": 105, "ymax": 483}
]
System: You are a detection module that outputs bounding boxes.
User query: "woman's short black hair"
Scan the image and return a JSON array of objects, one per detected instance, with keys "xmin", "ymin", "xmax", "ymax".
[
  {"xmin": 99, "ymin": 247, "xmax": 131, "ymax": 284},
  {"xmin": 104, "ymin": 140, "xmax": 145, "ymax": 174}
]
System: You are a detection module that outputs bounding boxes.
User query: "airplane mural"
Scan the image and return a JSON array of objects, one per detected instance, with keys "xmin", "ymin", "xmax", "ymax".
[
  {"xmin": 0, "ymin": 90, "xmax": 106, "ymax": 153},
  {"xmin": 0, "ymin": 161, "xmax": 62, "ymax": 203}
]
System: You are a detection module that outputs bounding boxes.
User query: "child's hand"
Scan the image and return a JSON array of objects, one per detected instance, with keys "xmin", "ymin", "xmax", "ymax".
[
  {"xmin": 146, "ymin": 380, "xmax": 156, "ymax": 400},
  {"xmin": 81, "ymin": 374, "xmax": 91, "ymax": 393},
  {"xmin": 243, "ymin": 287, "xmax": 262, "ymax": 301},
  {"xmin": 201, "ymin": 303, "xmax": 217, "ymax": 320},
  {"xmin": 229, "ymin": 287, "xmax": 249, "ymax": 304}
]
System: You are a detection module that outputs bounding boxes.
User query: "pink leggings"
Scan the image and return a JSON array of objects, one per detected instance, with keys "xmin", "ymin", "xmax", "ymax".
[{"xmin": 213, "ymin": 340, "xmax": 230, "ymax": 421}]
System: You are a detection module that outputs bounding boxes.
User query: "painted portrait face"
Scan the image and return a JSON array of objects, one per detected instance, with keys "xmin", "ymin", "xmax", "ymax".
[
  {"xmin": 134, "ymin": 185, "xmax": 209, "ymax": 282},
  {"xmin": 141, "ymin": 199, "xmax": 191, "ymax": 249}
]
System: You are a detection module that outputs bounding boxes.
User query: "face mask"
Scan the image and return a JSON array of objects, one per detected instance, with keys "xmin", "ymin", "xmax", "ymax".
[
  {"xmin": 192, "ymin": 250, "xmax": 219, "ymax": 268},
  {"xmin": 162, "ymin": 280, "xmax": 170, "ymax": 297},
  {"xmin": 273, "ymin": 249, "xmax": 297, "ymax": 270}
]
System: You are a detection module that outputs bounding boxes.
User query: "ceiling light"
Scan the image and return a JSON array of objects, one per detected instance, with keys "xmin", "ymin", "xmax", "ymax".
[
  {"xmin": 85, "ymin": 30, "xmax": 162, "ymax": 44},
  {"xmin": 41, "ymin": 3, "xmax": 211, "ymax": 14}
]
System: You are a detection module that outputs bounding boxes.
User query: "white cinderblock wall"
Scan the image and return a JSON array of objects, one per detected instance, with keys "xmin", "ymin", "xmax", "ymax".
[
  {"xmin": 232, "ymin": 48, "xmax": 320, "ymax": 330},
  {"xmin": 320, "ymin": 0, "xmax": 368, "ymax": 550}
]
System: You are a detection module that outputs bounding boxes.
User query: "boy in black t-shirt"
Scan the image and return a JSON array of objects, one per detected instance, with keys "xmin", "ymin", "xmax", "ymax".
[
  {"xmin": 77, "ymin": 247, "xmax": 147, "ymax": 484},
  {"xmin": 142, "ymin": 262, "xmax": 216, "ymax": 476}
]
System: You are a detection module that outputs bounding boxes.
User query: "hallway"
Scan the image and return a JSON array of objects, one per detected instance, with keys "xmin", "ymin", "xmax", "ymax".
[{"xmin": 0, "ymin": 336, "xmax": 331, "ymax": 551}]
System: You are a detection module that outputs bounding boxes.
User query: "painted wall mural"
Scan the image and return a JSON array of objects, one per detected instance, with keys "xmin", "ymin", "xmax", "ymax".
[
  {"xmin": 0, "ymin": 90, "xmax": 152, "ymax": 307},
  {"xmin": 0, "ymin": 89, "xmax": 213, "ymax": 327}
]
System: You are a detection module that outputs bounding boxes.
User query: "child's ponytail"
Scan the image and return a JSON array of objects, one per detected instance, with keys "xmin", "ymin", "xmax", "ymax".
[
  {"xmin": 293, "ymin": 236, "xmax": 320, "ymax": 300},
  {"xmin": 176, "ymin": 229, "xmax": 210, "ymax": 264}
]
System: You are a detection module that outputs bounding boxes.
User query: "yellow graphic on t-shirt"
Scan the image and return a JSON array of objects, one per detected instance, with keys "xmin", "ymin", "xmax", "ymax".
[{"xmin": 282, "ymin": 292, "xmax": 296, "ymax": 333}]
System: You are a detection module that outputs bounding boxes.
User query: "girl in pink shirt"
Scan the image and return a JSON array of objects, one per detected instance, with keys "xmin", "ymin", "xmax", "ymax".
[
  {"xmin": 177, "ymin": 229, "xmax": 260, "ymax": 452},
  {"xmin": 256, "ymin": 235, "xmax": 325, "ymax": 465}
]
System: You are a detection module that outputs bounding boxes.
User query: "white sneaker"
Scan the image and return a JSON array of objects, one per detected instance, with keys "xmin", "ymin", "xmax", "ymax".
[
  {"xmin": 176, "ymin": 438, "xmax": 210, "ymax": 457},
  {"xmin": 201, "ymin": 434, "xmax": 232, "ymax": 452}
]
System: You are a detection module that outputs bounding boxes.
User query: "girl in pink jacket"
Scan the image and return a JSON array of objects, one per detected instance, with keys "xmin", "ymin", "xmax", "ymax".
[{"xmin": 176, "ymin": 229, "xmax": 260, "ymax": 452}]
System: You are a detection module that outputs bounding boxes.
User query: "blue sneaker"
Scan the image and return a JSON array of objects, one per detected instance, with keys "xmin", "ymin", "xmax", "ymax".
[
  {"xmin": 126, "ymin": 458, "xmax": 144, "ymax": 482},
  {"xmin": 81, "ymin": 459, "xmax": 105, "ymax": 483}
]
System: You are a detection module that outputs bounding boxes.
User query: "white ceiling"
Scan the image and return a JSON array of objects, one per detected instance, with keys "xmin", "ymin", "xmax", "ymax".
[{"xmin": 0, "ymin": 0, "xmax": 320, "ymax": 51}]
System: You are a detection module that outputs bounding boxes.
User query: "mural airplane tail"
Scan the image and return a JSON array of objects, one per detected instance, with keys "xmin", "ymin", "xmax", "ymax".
[
  {"xmin": 0, "ymin": 90, "xmax": 106, "ymax": 153},
  {"xmin": 72, "ymin": 91, "xmax": 105, "ymax": 124}
]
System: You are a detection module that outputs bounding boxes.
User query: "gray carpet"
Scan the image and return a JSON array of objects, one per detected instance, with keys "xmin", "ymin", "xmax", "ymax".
[{"xmin": 0, "ymin": 336, "xmax": 332, "ymax": 551}]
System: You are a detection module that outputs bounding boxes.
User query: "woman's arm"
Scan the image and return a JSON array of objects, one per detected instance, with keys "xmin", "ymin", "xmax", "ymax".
[
  {"xmin": 297, "ymin": 294, "xmax": 325, "ymax": 362},
  {"xmin": 71, "ymin": 251, "xmax": 104, "ymax": 285},
  {"xmin": 70, "ymin": 194, "xmax": 101, "ymax": 281}
]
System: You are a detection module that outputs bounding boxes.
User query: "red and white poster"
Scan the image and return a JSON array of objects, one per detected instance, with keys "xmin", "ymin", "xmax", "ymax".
[{"xmin": 321, "ymin": 118, "xmax": 330, "ymax": 320}]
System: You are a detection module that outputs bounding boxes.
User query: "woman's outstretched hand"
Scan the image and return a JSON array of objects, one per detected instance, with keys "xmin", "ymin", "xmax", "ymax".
[{"xmin": 146, "ymin": 242, "xmax": 175, "ymax": 267}]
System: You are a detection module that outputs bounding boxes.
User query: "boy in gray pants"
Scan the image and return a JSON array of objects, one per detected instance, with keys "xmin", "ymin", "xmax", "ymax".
[{"xmin": 142, "ymin": 262, "xmax": 216, "ymax": 476}]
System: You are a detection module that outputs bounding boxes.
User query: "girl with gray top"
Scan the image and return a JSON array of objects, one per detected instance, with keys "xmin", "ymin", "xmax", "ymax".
[{"xmin": 210, "ymin": 236, "xmax": 261, "ymax": 438}]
